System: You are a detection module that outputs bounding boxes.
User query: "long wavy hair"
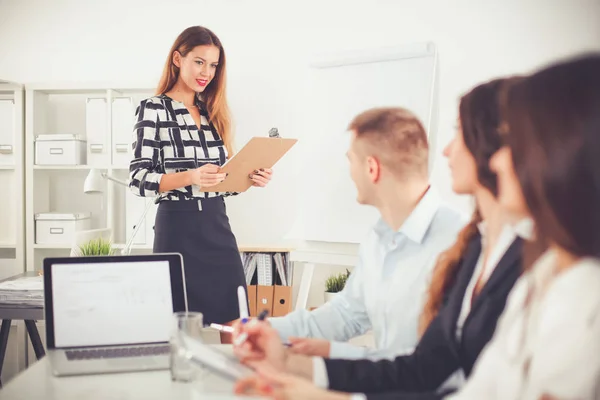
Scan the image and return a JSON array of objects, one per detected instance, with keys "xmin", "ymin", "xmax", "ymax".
[
  {"xmin": 417, "ymin": 78, "xmax": 509, "ymax": 336},
  {"xmin": 156, "ymin": 26, "xmax": 233, "ymax": 157}
]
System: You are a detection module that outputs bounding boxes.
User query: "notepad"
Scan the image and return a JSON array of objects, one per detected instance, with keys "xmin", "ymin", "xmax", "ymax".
[{"xmin": 178, "ymin": 331, "xmax": 254, "ymax": 380}]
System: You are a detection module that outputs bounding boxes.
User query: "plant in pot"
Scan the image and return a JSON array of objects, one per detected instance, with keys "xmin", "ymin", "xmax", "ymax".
[
  {"xmin": 75, "ymin": 237, "xmax": 115, "ymax": 256},
  {"xmin": 324, "ymin": 269, "xmax": 351, "ymax": 302}
]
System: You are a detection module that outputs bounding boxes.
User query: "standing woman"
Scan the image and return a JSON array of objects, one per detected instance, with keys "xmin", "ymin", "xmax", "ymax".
[{"xmin": 128, "ymin": 26, "xmax": 272, "ymax": 340}]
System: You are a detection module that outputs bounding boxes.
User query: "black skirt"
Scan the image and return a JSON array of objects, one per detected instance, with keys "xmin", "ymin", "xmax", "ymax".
[{"xmin": 153, "ymin": 197, "xmax": 247, "ymax": 324}]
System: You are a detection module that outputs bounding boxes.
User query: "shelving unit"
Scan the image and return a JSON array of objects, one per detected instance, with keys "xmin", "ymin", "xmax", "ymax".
[
  {"xmin": 0, "ymin": 81, "xmax": 25, "ymax": 280},
  {"xmin": 24, "ymin": 82, "xmax": 158, "ymax": 271},
  {"xmin": 239, "ymin": 246, "xmax": 296, "ymax": 317}
]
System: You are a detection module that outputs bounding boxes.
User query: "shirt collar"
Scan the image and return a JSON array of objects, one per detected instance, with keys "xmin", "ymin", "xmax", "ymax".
[
  {"xmin": 513, "ymin": 217, "xmax": 535, "ymax": 240},
  {"xmin": 477, "ymin": 220, "xmax": 487, "ymax": 236},
  {"xmin": 374, "ymin": 186, "xmax": 442, "ymax": 244},
  {"xmin": 476, "ymin": 216, "xmax": 533, "ymax": 241},
  {"xmin": 530, "ymin": 248, "xmax": 598, "ymax": 292}
]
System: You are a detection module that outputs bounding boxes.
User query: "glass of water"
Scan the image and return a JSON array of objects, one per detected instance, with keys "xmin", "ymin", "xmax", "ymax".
[{"xmin": 170, "ymin": 311, "xmax": 205, "ymax": 382}]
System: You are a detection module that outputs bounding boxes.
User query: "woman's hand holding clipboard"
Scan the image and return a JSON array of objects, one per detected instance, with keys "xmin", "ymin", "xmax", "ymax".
[
  {"xmin": 249, "ymin": 168, "xmax": 273, "ymax": 187},
  {"xmin": 199, "ymin": 136, "xmax": 297, "ymax": 193}
]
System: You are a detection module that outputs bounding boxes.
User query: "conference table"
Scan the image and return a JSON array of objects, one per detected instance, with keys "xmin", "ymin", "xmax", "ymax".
[{"xmin": 0, "ymin": 345, "xmax": 264, "ymax": 400}]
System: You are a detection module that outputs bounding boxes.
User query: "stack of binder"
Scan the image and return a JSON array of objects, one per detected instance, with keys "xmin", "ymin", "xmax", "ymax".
[{"xmin": 242, "ymin": 252, "xmax": 293, "ymax": 317}]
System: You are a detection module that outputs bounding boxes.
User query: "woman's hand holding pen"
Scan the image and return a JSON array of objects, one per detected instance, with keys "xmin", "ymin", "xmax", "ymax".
[
  {"xmin": 188, "ymin": 164, "xmax": 227, "ymax": 188},
  {"xmin": 250, "ymin": 168, "xmax": 273, "ymax": 187},
  {"xmin": 232, "ymin": 318, "xmax": 288, "ymax": 372}
]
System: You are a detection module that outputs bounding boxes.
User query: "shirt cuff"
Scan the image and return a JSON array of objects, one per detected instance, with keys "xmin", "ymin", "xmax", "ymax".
[
  {"xmin": 329, "ymin": 341, "xmax": 368, "ymax": 360},
  {"xmin": 268, "ymin": 316, "xmax": 295, "ymax": 343},
  {"xmin": 350, "ymin": 395, "xmax": 367, "ymax": 400},
  {"xmin": 144, "ymin": 171, "xmax": 163, "ymax": 196},
  {"xmin": 311, "ymin": 356, "xmax": 329, "ymax": 389}
]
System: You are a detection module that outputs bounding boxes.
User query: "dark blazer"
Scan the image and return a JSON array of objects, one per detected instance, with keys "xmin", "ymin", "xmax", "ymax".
[{"xmin": 324, "ymin": 234, "xmax": 524, "ymax": 400}]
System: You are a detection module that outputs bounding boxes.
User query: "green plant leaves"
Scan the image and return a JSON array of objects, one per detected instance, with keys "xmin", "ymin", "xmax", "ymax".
[
  {"xmin": 324, "ymin": 269, "xmax": 351, "ymax": 293},
  {"xmin": 76, "ymin": 238, "xmax": 115, "ymax": 256}
]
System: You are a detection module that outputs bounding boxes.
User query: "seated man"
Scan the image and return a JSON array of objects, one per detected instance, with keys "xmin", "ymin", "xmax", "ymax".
[{"xmin": 268, "ymin": 107, "xmax": 466, "ymax": 360}]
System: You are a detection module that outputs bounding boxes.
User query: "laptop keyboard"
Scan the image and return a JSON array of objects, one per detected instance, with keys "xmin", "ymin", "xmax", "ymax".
[{"xmin": 65, "ymin": 345, "xmax": 170, "ymax": 361}]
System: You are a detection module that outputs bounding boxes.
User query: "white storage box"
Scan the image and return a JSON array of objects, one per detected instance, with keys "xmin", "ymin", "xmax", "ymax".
[
  {"xmin": 35, "ymin": 212, "xmax": 91, "ymax": 245},
  {"xmin": 35, "ymin": 134, "xmax": 87, "ymax": 165}
]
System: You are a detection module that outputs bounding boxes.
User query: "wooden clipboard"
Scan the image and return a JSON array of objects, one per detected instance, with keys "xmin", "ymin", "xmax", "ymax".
[{"xmin": 202, "ymin": 136, "xmax": 297, "ymax": 193}]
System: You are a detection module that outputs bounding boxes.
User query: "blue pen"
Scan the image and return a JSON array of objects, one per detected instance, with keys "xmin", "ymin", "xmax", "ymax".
[
  {"xmin": 234, "ymin": 308, "xmax": 269, "ymax": 346},
  {"xmin": 234, "ymin": 308, "xmax": 293, "ymax": 348}
]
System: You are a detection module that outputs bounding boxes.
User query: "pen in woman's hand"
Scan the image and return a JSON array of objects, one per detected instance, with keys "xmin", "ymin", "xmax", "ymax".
[
  {"xmin": 234, "ymin": 309, "xmax": 270, "ymax": 346},
  {"xmin": 256, "ymin": 309, "xmax": 270, "ymax": 321}
]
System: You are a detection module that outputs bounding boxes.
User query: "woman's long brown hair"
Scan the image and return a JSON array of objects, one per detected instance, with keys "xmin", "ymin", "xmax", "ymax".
[
  {"xmin": 156, "ymin": 26, "xmax": 233, "ymax": 157},
  {"xmin": 502, "ymin": 55, "xmax": 600, "ymax": 267},
  {"xmin": 417, "ymin": 78, "xmax": 508, "ymax": 336}
]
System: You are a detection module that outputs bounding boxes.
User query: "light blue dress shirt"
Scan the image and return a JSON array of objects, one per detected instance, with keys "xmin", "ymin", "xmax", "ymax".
[{"xmin": 269, "ymin": 187, "xmax": 467, "ymax": 360}]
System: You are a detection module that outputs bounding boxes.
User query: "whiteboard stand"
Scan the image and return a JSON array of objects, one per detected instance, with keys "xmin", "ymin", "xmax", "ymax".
[{"xmin": 295, "ymin": 262, "xmax": 314, "ymax": 311}]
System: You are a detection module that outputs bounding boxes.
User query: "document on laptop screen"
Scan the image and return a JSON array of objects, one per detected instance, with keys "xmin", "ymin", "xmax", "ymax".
[{"xmin": 51, "ymin": 260, "xmax": 174, "ymax": 348}]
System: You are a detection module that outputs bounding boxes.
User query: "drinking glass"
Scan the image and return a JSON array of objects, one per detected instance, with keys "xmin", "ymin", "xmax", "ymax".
[{"xmin": 170, "ymin": 311, "xmax": 205, "ymax": 382}]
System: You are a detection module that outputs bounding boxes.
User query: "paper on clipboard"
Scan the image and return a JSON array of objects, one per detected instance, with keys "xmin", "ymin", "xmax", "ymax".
[
  {"xmin": 178, "ymin": 331, "xmax": 254, "ymax": 380},
  {"xmin": 201, "ymin": 136, "xmax": 297, "ymax": 193}
]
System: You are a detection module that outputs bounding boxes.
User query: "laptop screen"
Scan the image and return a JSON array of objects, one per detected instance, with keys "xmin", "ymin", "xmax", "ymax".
[{"xmin": 51, "ymin": 260, "xmax": 174, "ymax": 348}]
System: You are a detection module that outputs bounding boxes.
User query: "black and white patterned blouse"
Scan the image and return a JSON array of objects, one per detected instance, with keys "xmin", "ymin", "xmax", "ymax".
[{"xmin": 129, "ymin": 93, "xmax": 238, "ymax": 202}]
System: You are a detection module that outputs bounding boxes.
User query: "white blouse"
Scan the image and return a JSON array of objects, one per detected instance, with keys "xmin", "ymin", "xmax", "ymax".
[
  {"xmin": 438, "ymin": 218, "xmax": 534, "ymax": 393},
  {"xmin": 455, "ymin": 218, "xmax": 534, "ymax": 341},
  {"xmin": 447, "ymin": 250, "xmax": 600, "ymax": 400}
]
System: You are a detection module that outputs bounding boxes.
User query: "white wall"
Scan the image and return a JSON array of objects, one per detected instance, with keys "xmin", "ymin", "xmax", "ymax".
[
  {"xmin": 1, "ymin": 0, "xmax": 599, "ymax": 294},
  {"xmin": 0, "ymin": 0, "xmax": 598, "ymax": 381},
  {"xmin": 1, "ymin": 0, "xmax": 599, "ymax": 246}
]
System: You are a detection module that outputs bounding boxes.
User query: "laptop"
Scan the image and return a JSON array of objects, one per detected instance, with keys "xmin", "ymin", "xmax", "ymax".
[{"xmin": 43, "ymin": 253, "xmax": 187, "ymax": 377}]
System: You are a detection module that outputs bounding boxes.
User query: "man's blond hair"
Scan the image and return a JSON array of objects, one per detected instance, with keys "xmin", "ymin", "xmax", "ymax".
[{"xmin": 348, "ymin": 107, "xmax": 429, "ymax": 178}]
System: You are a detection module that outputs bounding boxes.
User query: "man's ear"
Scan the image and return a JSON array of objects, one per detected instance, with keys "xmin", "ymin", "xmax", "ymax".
[
  {"xmin": 367, "ymin": 156, "xmax": 381, "ymax": 182},
  {"xmin": 172, "ymin": 51, "xmax": 182, "ymax": 68}
]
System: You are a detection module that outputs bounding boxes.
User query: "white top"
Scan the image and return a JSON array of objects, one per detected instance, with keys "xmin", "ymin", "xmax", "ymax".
[
  {"xmin": 438, "ymin": 218, "xmax": 534, "ymax": 393},
  {"xmin": 447, "ymin": 250, "xmax": 600, "ymax": 400},
  {"xmin": 270, "ymin": 187, "xmax": 466, "ymax": 360},
  {"xmin": 455, "ymin": 218, "xmax": 534, "ymax": 340}
]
